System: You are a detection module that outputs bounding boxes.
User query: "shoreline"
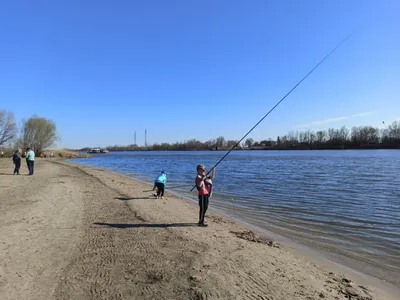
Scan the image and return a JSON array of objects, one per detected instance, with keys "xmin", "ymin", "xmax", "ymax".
[
  {"xmin": 69, "ymin": 155, "xmax": 400, "ymax": 289},
  {"xmin": 1, "ymin": 158, "xmax": 399, "ymax": 299},
  {"xmin": 67, "ymin": 160, "xmax": 400, "ymax": 295}
]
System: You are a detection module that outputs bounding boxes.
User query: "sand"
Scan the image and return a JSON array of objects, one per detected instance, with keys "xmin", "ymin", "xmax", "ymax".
[{"xmin": 0, "ymin": 158, "xmax": 398, "ymax": 300}]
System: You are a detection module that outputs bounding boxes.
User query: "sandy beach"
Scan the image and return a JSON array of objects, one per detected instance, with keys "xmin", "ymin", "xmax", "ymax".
[{"xmin": 0, "ymin": 158, "xmax": 398, "ymax": 300}]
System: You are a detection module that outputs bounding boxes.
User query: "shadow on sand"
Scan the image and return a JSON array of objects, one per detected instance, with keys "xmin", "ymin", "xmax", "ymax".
[
  {"xmin": 0, "ymin": 173, "xmax": 29, "ymax": 176},
  {"xmin": 114, "ymin": 196, "xmax": 154, "ymax": 200},
  {"xmin": 93, "ymin": 222, "xmax": 198, "ymax": 229}
]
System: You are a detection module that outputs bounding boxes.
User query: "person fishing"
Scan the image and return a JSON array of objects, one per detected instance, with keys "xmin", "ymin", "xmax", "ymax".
[
  {"xmin": 189, "ymin": 35, "xmax": 350, "ymax": 196},
  {"xmin": 153, "ymin": 170, "xmax": 167, "ymax": 199},
  {"xmin": 12, "ymin": 149, "xmax": 21, "ymax": 175},
  {"xmin": 195, "ymin": 165, "xmax": 216, "ymax": 227}
]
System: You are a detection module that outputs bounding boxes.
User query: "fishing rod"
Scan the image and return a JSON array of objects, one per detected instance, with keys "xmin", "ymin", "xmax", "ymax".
[{"xmin": 190, "ymin": 34, "xmax": 352, "ymax": 192}]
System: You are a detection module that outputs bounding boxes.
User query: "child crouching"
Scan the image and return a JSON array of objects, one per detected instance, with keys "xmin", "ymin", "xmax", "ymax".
[{"xmin": 153, "ymin": 170, "xmax": 167, "ymax": 199}]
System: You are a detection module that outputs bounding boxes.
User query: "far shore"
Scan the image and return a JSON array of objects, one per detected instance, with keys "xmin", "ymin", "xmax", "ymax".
[
  {"xmin": 72, "ymin": 146, "xmax": 400, "ymax": 152},
  {"xmin": 0, "ymin": 158, "xmax": 399, "ymax": 300}
]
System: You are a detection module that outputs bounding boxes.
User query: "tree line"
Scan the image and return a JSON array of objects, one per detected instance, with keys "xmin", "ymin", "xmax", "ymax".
[
  {"xmin": 275, "ymin": 121, "xmax": 400, "ymax": 149},
  {"xmin": 0, "ymin": 109, "xmax": 58, "ymax": 155},
  {"xmin": 90, "ymin": 120, "xmax": 400, "ymax": 152}
]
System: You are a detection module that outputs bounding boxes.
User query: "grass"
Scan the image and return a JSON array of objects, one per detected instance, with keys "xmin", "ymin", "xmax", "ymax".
[
  {"xmin": 0, "ymin": 148, "xmax": 92, "ymax": 159},
  {"xmin": 43, "ymin": 149, "xmax": 92, "ymax": 158}
]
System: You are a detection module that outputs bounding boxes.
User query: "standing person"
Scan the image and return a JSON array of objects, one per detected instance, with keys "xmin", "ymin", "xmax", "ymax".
[
  {"xmin": 12, "ymin": 149, "xmax": 22, "ymax": 175},
  {"xmin": 26, "ymin": 147, "xmax": 35, "ymax": 175},
  {"xmin": 153, "ymin": 170, "xmax": 167, "ymax": 199},
  {"xmin": 195, "ymin": 165, "xmax": 216, "ymax": 227}
]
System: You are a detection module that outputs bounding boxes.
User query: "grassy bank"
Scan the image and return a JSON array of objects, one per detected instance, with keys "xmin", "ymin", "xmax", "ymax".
[
  {"xmin": 43, "ymin": 149, "xmax": 92, "ymax": 158},
  {"xmin": 0, "ymin": 149, "xmax": 91, "ymax": 159}
]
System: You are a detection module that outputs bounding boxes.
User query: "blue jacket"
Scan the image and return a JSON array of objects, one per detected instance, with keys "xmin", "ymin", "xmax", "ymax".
[{"xmin": 154, "ymin": 174, "xmax": 167, "ymax": 186}]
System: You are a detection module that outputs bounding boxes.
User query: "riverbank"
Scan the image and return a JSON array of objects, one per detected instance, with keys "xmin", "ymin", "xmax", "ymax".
[
  {"xmin": 0, "ymin": 159, "xmax": 398, "ymax": 300},
  {"xmin": 0, "ymin": 149, "xmax": 91, "ymax": 158}
]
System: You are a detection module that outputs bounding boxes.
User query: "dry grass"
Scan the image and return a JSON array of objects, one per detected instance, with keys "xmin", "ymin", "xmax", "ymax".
[
  {"xmin": 43, "ymin": 149, "xmax": 92, "ymax": 159},
  {"xmin": 1, "ymin": 148, "xmax": 91, "ymax": 159}
]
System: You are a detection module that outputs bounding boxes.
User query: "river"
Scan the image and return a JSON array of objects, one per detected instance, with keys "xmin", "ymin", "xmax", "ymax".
[{"xmin": 71, "ymin": 150, "xmax": 400, "ymax": 286}]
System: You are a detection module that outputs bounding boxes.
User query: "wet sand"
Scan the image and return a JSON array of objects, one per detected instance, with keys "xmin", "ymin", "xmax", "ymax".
[{"xmin": 0, "ymin": 158, "xmax": 398, "ymax": 300}]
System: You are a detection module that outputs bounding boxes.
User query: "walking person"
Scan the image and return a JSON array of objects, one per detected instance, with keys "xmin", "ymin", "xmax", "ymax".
[
  {"xmin": 12, "ymin": 149, "xmax": 21, "ymax": 175},
  {"xmin": 26, "ymin": 147, "xmax": 35, "ymax": 175},
  {"xmin": 195, "ymin": 165, "xmax": 216, "ymax": 227},
  {"xmin": 153, "ymin": 170, "xmax": 167, "ymax": 199}
]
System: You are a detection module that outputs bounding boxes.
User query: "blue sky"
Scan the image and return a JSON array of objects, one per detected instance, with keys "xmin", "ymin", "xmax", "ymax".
[{"xmin": 0, "ymin": 0, "xmax": 399, "ymax": 148}]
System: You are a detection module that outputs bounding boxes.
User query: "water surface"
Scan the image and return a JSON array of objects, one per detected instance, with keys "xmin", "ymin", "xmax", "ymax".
[{"xmin": 72, "ymin": 150, "xmax": 400, "ymax": 286}]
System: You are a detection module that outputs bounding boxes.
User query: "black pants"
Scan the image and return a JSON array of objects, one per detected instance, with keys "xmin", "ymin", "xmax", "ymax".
[
  {"xmin": 155, "ymin": 182, "xmax": 165, "ymax": 197},
  {"xmin": 198, "ymin": 194, "xmax": 209, "ymax": 224},
  {"xmin": 27, "ymin": 160, "xmax": 34, "ymax": 175},
  {"xmin": 14, "ymin": 161, "xmax": 21, "ymax": 174}
]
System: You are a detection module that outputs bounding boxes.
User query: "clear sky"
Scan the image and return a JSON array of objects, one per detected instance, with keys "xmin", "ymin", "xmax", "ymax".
[{"xmin": 1, "ymin": 0, "xmax": 399, "ymax": 148}]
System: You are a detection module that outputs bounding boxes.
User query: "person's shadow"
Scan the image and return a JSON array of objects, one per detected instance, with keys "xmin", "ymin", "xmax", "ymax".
[
  {"xmin": 93, "ymin": 222, "xmax": 198, "ymax": 229},
  {"xmin": 114, "ymin": 196, "xmax": 153, "ymax": 200}
]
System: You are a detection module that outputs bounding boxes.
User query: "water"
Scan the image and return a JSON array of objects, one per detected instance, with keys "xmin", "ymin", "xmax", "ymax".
[{"xmin": 71, "ymin": 150, "xmax": 400, "ymax": 286}]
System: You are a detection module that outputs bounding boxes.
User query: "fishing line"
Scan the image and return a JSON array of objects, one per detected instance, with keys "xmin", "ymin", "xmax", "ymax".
[{"xmin": 190, "ymin": 34, "xmax": 352, "ymax": 192}]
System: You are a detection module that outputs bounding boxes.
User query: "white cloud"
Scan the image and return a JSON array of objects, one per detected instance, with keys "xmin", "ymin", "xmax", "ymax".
[
  {"xmin": 351, "ymin": 112, "xmax": 375, "ymax": 117},
  {"xmin": 296, "ymin": 111, "xmax": 376, "ymax": 129}
]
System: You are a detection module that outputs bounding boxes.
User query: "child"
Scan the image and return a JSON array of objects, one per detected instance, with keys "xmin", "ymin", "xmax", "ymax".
[
  {"xmin": 12, "ymin": 149, "xmax": 21, "ymax": 175},
  {"xmin": 153, "ymin": 170, "xmax": 167, "ymax": 199},
  {"xmin": 195, "ymin": 165, "xmax": 216, "ymax": 227}
]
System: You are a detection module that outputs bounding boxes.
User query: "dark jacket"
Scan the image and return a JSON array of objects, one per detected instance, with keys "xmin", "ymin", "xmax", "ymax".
[{"xmin": 12, "ymin": 152, "xmax": 21, "ymax": 164}]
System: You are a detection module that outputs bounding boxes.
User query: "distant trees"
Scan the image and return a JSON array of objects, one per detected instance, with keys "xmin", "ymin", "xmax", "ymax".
[
  {"xmin": 0, "ymin": 109, "xmax": 59, "ymax": 154},
  {"xmin": 245, "ymin": 138, "xmax": 254, "ymax": 148},
  {"xmin": 277, "ymin": 121, "xmax": 399, "ymax": 149},
  {"xmin": 381, "ymin": 121, "xmax": 400, "ymax": 144},
  {"xmin": 215, "ymin": 136, "xmax": 226, "ymax": 150},
  {"xmin": 19, "ymin": 116, "xmax": 58, "ymax": 154},
  {"xmin": 226, "ymin": 140, "xmax": 239, "ymax": 148},
  {"xmin": 83, "ymin": 120, "xmax": 400, "ymax": 152},
  {"xmin": 0, "ymin": 109, "xmax": 17, "ymax": 147}
]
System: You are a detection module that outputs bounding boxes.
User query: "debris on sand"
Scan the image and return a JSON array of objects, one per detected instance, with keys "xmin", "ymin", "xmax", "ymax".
[
  {"xmin": 326, "ymin": 272, "xmax": 375, "ymax": 300},
  {"xmin": 230, "ymin": 230, "xmax": 279, "ymax": 248}
]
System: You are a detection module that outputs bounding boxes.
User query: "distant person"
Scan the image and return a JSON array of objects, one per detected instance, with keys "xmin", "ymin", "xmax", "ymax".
[
  {"xmin": 153, "ymin": 170, "xmax": 167, "ymax": 199},
  {"xmin": 12, "ymin": 149, "xmax": 21, "ymax": 175},
  {"xmin": 0, "ymin": 150, "xmax": 4, "ymax": 157},
  {"xmin": 50, "ymin": 152, "xmax": 54, "ymax": 158},
  {"xmin": 195, "ymin": 165, "xmax": 216, "ymax": 227},
  {"xmin": 26, "ymin": 147, "xmax": 35, "ymax": 175}
]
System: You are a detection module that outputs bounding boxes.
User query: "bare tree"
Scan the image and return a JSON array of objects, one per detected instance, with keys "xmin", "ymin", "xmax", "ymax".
[
  {"xmin": 216, "ymin": 136, "xmax": 226, "ymax": 149},
  {"xmin": 226, "ymin": 140, "xmax": 238, "ymax": 148},
  {"xmin": 286, "ymin": 131, "xmax": 298, "ymax": 146},
  {"xmin": 388, "ymin": 121, "xmax": 400, "ymax": 142},
  {"xmin": 0, "ymin": 109, "xmax": 18, "ymax": 147},
  {"xmin": 245, "ymin": 138, "xmax": 254, "ymax": 148},
  {"xmin": 316, "ymin": 131, "xmax": 327, "ymax": 145},
  {"xmin": 21, "ymin": 116, "xmax": 58, "ymax": 154}
]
